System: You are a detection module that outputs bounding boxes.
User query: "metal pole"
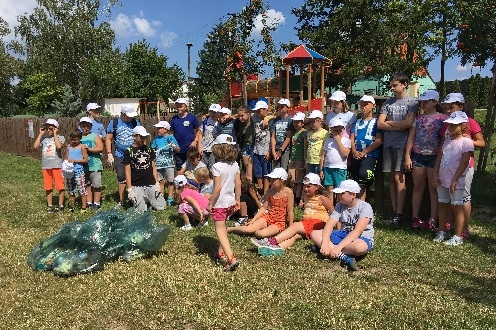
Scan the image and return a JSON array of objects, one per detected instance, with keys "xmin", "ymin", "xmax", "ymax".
[{"xmin": 186, "ymin": 43, "xmax": 193, "ymax": 83}]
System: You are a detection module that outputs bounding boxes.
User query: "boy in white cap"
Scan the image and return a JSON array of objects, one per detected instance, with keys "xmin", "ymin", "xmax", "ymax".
[
  {"xmin": 151, "ymin": 121, "xmax": 180, "ymax": 206},
  {"xmin": 170, "ymin": 98, "xmax": 200, "ymax": 171},
  {"xmin": 252, "ymin": 100, "xmax": 274, "ymax": 194},
  {"xmin": 198, "ymin": 103, "xmax": 220, "ymax": 167},
  {"xmin": 85, "ymin": 103, "xmax": 106, "ymax": 138},
  {"xmin": 123, "ymin": 126, "xmax": 166, "ymax": 213},
  {"xmin": 310, "ymin": 179, "xmax": 375, "ymax": 271},
  {"xmin": 105, "ymin": 104, "xmax": 141, "ymax": 207},
  {"xmin": 377, "ymin": 72, "xmax": 419, "ymax": 225},
  {"xmin": 33, "ymin": 119, "xmax": 66, "ymax": 212},
  {"xmin": 79, "ymin": 117, "xmax": 104, "ymax": 209},
  {"xmin": 271, "ymin": 98, "xmax": 292, "ymax": 170}
]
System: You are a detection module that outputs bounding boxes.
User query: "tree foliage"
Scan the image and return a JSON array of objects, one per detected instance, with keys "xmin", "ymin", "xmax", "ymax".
[{"xmin": 51, "ymin": 84, "xmax": 82, "ymax": 117}]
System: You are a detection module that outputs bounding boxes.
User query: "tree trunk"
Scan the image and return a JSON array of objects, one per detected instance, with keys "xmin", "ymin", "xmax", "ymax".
[{"xmin": 477, "ymin": 63, "xmax": 496, "ymax": 172}]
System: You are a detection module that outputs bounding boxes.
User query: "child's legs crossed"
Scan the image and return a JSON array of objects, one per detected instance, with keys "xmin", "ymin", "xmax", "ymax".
[{"xmin": 228, "ymin": 217, "xmax": 267, "ymax": 234}]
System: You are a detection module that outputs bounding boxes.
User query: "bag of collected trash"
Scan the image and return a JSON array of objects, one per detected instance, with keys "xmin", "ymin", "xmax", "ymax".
[
  {"xmin": 52, "ymin": 248, "xmax": 104, "ymax": 276},
  {"xmin": 27, "ymin": 221, "xmax": 83, "ymax": 271},
  {"xmin": 119, "ymin": 210, "xmax": 172, "ymax": 252}
]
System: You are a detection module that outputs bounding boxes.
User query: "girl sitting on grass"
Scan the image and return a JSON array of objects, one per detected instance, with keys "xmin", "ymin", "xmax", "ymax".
[
  {"xmin": 310, "ymin": 179, "xmax": 375, "ymax": 271},
  {"xmin": 227, "ymin": 168, "xmax": 293, "ymax": 237},
  {"xmin": 251, "ymin": 173, "xmax": 334, "ymax": 256},
  {"xmin": 175, "ymin": 174, "xmax": 209, "ymax": 231}
]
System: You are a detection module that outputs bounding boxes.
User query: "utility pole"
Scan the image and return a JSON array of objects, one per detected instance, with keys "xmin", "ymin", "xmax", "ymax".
[{"xmin": 186, "ymin": 43, "xmax": 193, "ymax": 83}]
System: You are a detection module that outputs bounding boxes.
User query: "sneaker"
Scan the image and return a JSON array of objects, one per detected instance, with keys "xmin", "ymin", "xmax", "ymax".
[
  {"xmin": 258, "ymin": 245, "xmax": 284, "ymax": 257},
  {"xmin": 46, "ymin": 206, "xmax": 54, "ymax": 212},
  {"xmin": 92, "ymin": 204, "xmax": 101, "ymax": 210},
  {"xmin": 197, "ymin": 220, "xmax": 208, "ymax": 228},
  {"xmin": 461, "ymin": 229, "xmax": 469, "ymax": 240},
  {"xmin": 234, "ymin": 217, "xmax": 248, "ymax": 227},
  {"xmin": 420, "ymin": 218, "xmax": 436, "ymax": 230},
  {"xmin": 167, "ymin": 198, "xmax": 175, "ymax": 207},
  {"xmin": 224, "ymin": 256, "xmax": 239, "ymax": 271},
  {"xmin": 341, "ymin": 255, "xmax": 359, "ymax": 271},
  {"xmin": 386, "ymin": 213, "xmax": 402, "ymax": 227},
  {"xmin": 445, "ymin": 223, "xmax": 452, "ymax": 232},
  {"xmin": 69, "ymin": 208, "xmax": 75, "ymax": 213},
  {"xmin": 444, "ymin": 235, "xmax": 464, "ymax": 246},
  {"xmin": 250, "ymin": 237, "xmax": 271, "ymax": 248},
  {"xmin": 411, "ymin": 217, "xmax": 422, "ymax": 228},
  {"xmin": 180, "ymin": 224, "xmax": 193, "ymax": 231},
  {"xmin": 433, "ymin": 230, "xmax": 447, "ymax": 243}
]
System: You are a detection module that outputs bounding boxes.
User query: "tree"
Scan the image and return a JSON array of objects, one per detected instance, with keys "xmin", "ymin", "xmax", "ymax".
[
  {"xmin": 292, "ymin": 0, "xmax": 435, "ymax": 90},
  {"xmin": 456, "ymin": 0, "xmax": 496, "ymax": 172},
  {"xmin": 23, "ymin": 72, "xmax": 61, "ymax": 116},
  {"xmin": 52, "ymin": 84, "xmax": 81, "ymax": 117}
]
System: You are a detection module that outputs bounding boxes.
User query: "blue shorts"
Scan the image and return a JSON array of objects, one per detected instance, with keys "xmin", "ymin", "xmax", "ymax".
[
  {"xmin": 306, "ymin": 163, "xmax": 321, "ymax": 175},
  {"xmin": 323, "ymin": 167, "xmax": 347, "ymax": 187},
  {"xmin": 331, "ymin": 229, "xmax": 373, "ymax": 251},
  {"xmin": 411, "ymin": 152, "xmax": 436, "ymax": 168},
  {"xmin": 253, "ymin": 153, "xmax": 271, "ymax": 178},
  {"xmin": 240, "ymin": 145, "xmax": 254, "ymax": 157}
]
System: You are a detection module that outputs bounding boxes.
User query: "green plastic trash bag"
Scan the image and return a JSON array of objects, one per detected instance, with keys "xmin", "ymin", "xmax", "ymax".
[{"xmin": 52, "ymin": 248, "xmax": 104, "ymax": 276}]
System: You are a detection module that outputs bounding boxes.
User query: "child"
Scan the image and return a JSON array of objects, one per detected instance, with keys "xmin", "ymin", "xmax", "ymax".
[
  {"xmin": 195, "ymin": 167, "xmax": 213, "ymax": 200},
  {"xmin": 124, "ymin": 126, "xmax": 166, "ymax": 213},
  {"xmin": 177, "ymin": 146, "xmax": 207, "ymax": 182},
  {"xmin": 198, "ymin": 104, "xmax": 220, "ymax": 168},
  {"xmin": 350, "ymin": 95, "xmax": 383, "ymax": 201},
  {"xmin": 151, "ymin": 121, "xmax": 180, "ymax": 206},
  {"xmin": 325, "ymin": 91, "xmax": 357, "ymax": 138},
  {"xmin": 283, "ymin": 112, "xmax": 306, "ymax": 205},
  {"xmin": 64, "ymin": 130, "xmax": 89, "ymax": 212},
  {"xmin": 305, "ymin": 110, "xmax": 329, "ymax": 175},
  {"xmin": 251, "ymin": 173, "xmax": 334, "ymax": 256},
  {"xmin": 433, "ymin": 111, "xmax": 473, "ymax": 246},
  {"xmin": 79, "ymin": 117, "xmax": 104, "ymax": 209},
  {"xmin": 377, "ymin": 72, "xmax": 419, "ymax": 225},
  {"xmin": 271, "ymin": 98, "xmax": 292, "ymax": 170},
  {"xmin": 404, "ymin": 90, "xmax": 447, "ymax": 229},
  {"xmin": 231, "ymin": 169, "xmax": 262, "ymax": 226},
  {"xmin": 170, "ymin": 98, "xmax": 200, "ymax": 170},
  {"xmin": 320, "ymin": 118, "xmax": 351, "ymax": 202},
  {"xmin": 174, "ymin": 174, "xmax": 209, "ymax": 230},
  {"xmin": 33, "ymin": 119, "xmax": 66, "ymax": 212},
  {"xmin": 440, "ymin": 93, "xmax": 485, "ymax": 239},
  {"xmin": 310, "ymin": 179, "xmax": 375, "ymax": 271},
  {"xmin": 234, "ymin": 106, "xmax": 255, "ymax": 181},
  {"xmin": 227, "ymin": 168, "xmax": 294, "ymax": 237},
  {"xmin": 85, "ymin": 103, "xmax": 107, "ymax": 138},
  {"xmin": 206, "ymin": 134, "xmax": 242, "ymax": 271},
  {"xmin": 252, "ymin": 100, "xmax": 274, "ymax": 194},
  {"xmin": 215, "ymin": 107, "xmax": 236, "ymax": 139}
]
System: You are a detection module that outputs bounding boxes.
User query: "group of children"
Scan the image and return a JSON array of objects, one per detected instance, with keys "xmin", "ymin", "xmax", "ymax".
[{"xmin": 35, "ymin": 72, "xmax": 483, "ymax": 271}]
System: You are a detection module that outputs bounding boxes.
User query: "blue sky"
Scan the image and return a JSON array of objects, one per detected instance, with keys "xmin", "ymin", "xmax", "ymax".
[{"xmin": 1, "ymin": 0, "xmax": 493, "ymax": 81}]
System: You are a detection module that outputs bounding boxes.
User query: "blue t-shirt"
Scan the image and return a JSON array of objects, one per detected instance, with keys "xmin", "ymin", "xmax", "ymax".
[
  {"xmin": 106, "ymin": 118, "xmax": 141, "ymax": 158},
  {"xmin": 271, "ymin": 116, "xmax": 292, "ymax": 147},
  {"xmin": 351, "ymin": 117, "xmax": 381, "ymax": 158},
  {"xmin": 91, "ymin": 119, "xmax": 106, "ymax": 138},
  {"xmin": 170, "ymin": 113, "xmax": 200, "ymax": 153},
  {"xmin": 151, "ymin": 135, "xmax": 178, "ymax": 169},
  {"xmin": 215, "ymin": 120, "xmax": 236, "ymax": 140}
]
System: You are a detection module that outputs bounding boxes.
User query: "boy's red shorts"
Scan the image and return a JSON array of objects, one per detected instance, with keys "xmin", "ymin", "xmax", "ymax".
[{"xmin": 42, "ymin": 168, "xmax": 65, "ymax": 191}]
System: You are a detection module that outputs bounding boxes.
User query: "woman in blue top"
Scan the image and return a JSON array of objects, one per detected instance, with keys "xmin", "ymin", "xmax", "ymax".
[{"xmin": 170, "ymin": 98, "xmax": 200, "ymax": 171}]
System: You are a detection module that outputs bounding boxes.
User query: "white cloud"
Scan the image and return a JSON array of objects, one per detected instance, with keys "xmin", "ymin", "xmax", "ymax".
[
  {"xmin": 109, "ymin": 13, "xmax": 135, "ymax": 38},
  {"xmin": 160, "ymin": 32, "xmax": 178, "ymax": 49},
  {"xmin": 133, "ymin": 17, "xmax": 156, "ymax": 37},
  {"xmin": 252, "ymin": 9, "xmax": 286, "ymax": 37},
  {"xmin": 456, "ymin": 63, "xmax": 472, "ymax": 72},
  {"xmin": 110, "ymin": 12, "xmax": 161, "ymax": 39},
  {"xmin": 0, "ymin": 0, "xmax": 37, "ymax": 41}
]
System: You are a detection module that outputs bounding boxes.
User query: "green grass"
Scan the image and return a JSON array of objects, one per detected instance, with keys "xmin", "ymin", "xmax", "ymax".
[{"xmin": 0, "ymin": 151, "xmax": 495, "ymax": 329}]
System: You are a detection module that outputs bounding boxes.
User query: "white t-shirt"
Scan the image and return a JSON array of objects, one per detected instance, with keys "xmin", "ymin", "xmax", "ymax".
[
  {"xmin": 211, "ymin": 161, "xmax": 240, "ymax": 208},
  {"xmin": 323, "ymin": 137, "xmax": 351, "ymax": 169}
]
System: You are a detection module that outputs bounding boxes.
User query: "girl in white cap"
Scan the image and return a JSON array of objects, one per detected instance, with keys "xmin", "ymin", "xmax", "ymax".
[
  {"xmin": 227, "ymin": 167, "xmax": 294, "ymax": 237},
  {"xmin": 433, "ymin": 111, "xmax": 474, "ymax": 246},
  {"xmin": 325, "ymin": 91, "xmax": 357, "ymax": 138}
]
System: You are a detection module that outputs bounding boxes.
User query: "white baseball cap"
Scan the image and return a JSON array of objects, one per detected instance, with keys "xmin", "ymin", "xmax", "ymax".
[
  {"xmin": 132, "ymin": 126, "xmax": 149, "ymax": 136},
  {"xmin": 175, "ymin": 98, "xmax": 189, "ymax": 105},
  {"xmin": 121, "ymin": 104, "xmax": 138, "ymax": 117},
  {"xmin": 173, "ymin": 175, "xmax": 188, "ymax": 188},
  {"xmin": 213, "ymin": 134, "xmax": 236, "ymax": 145},
  {"xmin": 278, "ymin": 98, "xmax": 290, "ymax": 107},
  {"xmin": 303, "ymin": 173, "xmax": 322, "ymax": 186},
  {"xmin": 217, "ymin": 107, "xmax": 231, "ymax": 115},
  {"xmin": 307, "ymin": 110, "xmax": 324, "ymax": 119},
  {"xmin": 444, "ymin": 111, "xmax": 468, "ymax": 124},
  {"xmin": 292, "ymin": 112, "xmax": 306, "ymax": 121},
  {"xmin": 253, "ymin": 100, "xmax": 268, "ymax": 111},
  {"xmin": 153, "ymin": 121, "xmax": 171, "ymax": 130},
  {"xmin": 359, "ymin": 95, "xmax": 376, "ymax": 104},
  {"xmin": 45, "ymin": 119, "xmax": 59, "ymax": 127},
  {"xmin": 209, "ymin": 103, "xmax": 221, "ymax": 112},
  {"xmin": 329, "ymin": 118, "xmax": 345, "ymax": 128},
  {"xmin": 443, "ymin": 93, "xmax": 465, "ymax": 104},
  {"xmin": 330, "ymin": 91, "xmax": 346, "ymax": 102},
  {"xmin": 86, "ymin": 103, "xmax": 100, "ymax": 111},
  {"xmin": 332, "ymin": 180, "xmax": 361, "ymax": 194},
  {"xmin": 79, "ymin": 117, "xmax": 93, "ymax": 124},
  {"xmin": 266, "ymin": 167, "xmax": 288, "ymax": 180},
  {"xmin": 418, "ymin": 90, "xmax": 440, "ymax": 101}
]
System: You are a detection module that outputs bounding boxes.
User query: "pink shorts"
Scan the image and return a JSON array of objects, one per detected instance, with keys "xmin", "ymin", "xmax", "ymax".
[
  {"xmin": 210, "ymin": 205, "xmax": 237, "ymax": 221},
  {"xmin": 178, "ymin": 202, "xmax": 209, "ymax": 217}
]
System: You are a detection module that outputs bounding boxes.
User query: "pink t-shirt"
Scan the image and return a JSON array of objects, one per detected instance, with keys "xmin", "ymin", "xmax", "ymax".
[
  {"xmin": 439, "ymin": 117, "xmax": 482, "ymax": 167},
  {"xmin": 180, "ymin": 188, "xmax": 209, "ymax": 211},
  {"xmin": 438, "ymin": 136, "xmax": 474, "ymax": 189}
]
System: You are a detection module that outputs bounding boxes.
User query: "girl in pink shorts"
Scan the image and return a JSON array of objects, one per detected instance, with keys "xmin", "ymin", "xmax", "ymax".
[{"xmin": 174, "ymin": 175, "xmax": 209, "ymax": 231}]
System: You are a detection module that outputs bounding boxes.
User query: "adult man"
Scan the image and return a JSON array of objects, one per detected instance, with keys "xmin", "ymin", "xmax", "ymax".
[{"xmin": 170, "ymin": 98, "xmax": 200, "ymax": 170}]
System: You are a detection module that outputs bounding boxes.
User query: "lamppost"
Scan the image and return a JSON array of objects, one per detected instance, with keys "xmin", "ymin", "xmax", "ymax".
[{"xmin": 186, "ymin": 42, "xmax": 193, "ymax": 83}]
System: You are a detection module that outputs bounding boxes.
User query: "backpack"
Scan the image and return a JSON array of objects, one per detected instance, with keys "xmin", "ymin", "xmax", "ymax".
[{"xmin": 113, "ymin": 117, "xmax": 138, "ymax": 140}]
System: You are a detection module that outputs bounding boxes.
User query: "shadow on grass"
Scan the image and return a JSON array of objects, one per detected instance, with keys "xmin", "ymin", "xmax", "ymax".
[
  {"xmin": 192, "ymin": 235, "xmax": 219, "ymax": 262},
  {"xmin": 449, "ymin": 269, "xmax": 496, "ymax": 308}
]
